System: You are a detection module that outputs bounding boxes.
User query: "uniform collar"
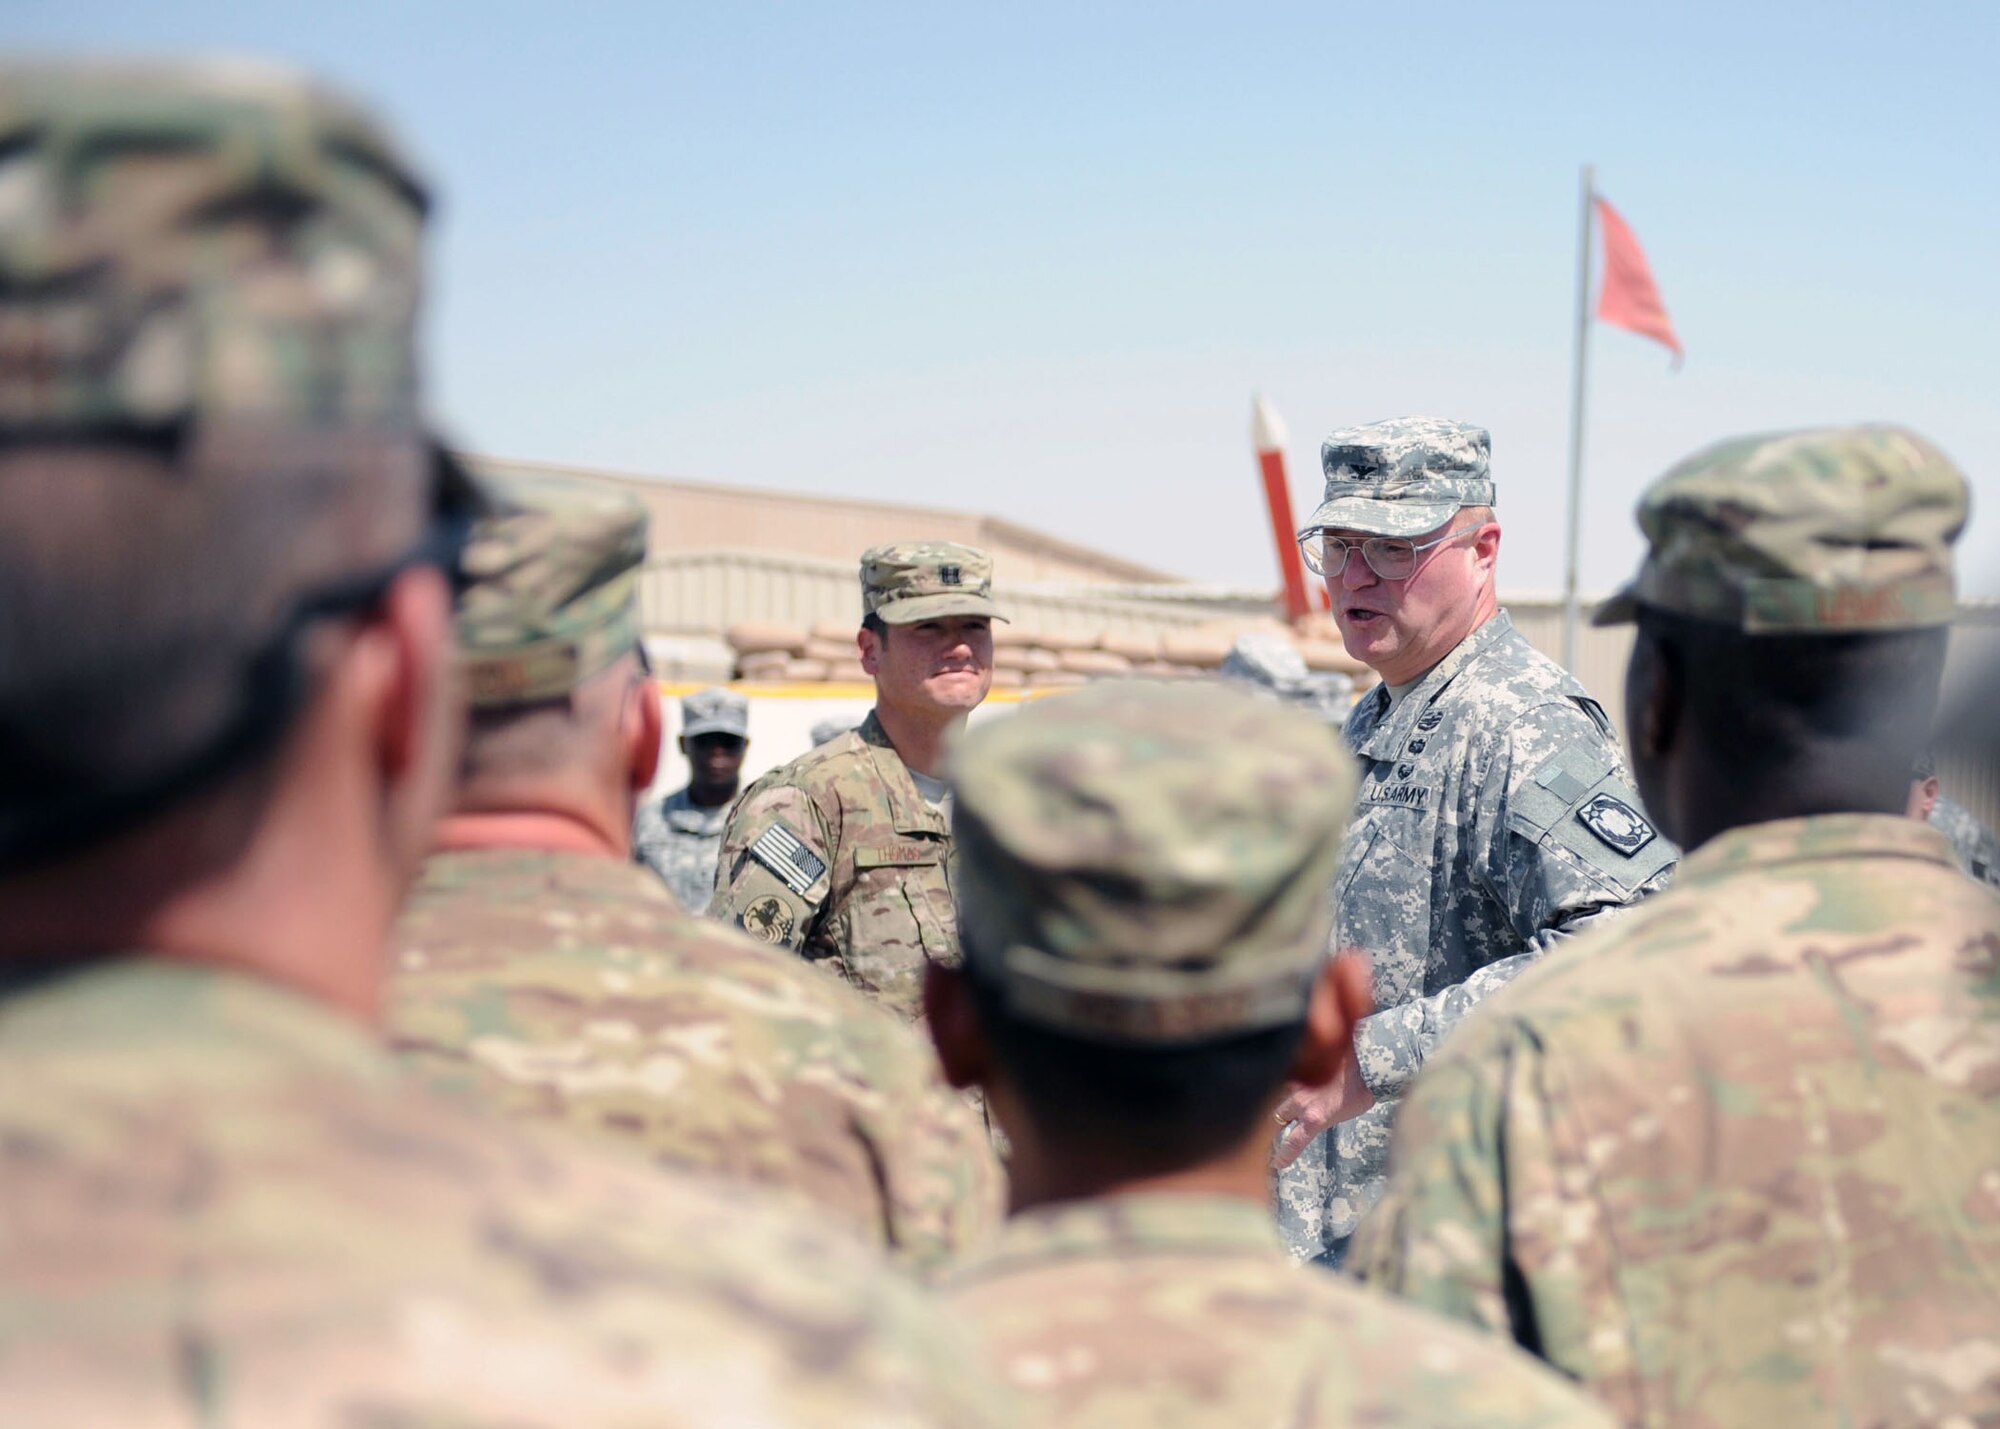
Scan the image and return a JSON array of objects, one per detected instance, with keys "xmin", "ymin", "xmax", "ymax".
[
  {"xmin": 1677, "ymin": 812, "xmax": 1963, "ymax": 888},
  {"xmin": 1356, "ymin": 610, "xmax": 1517, "ymax": 760},
  {"xmin": 946, "ymin": 1193, "xmax": 1281, "ymax": 1285},
  {"xmin": 661, "ymin": 786, "xmax": 730, "ymax": 832},
  {"xmin": 858, "ymin": 710, "xmax": 950, "ymax": 837}
]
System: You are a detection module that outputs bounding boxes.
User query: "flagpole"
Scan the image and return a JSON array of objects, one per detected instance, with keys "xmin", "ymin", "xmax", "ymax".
[{"xmin": 1559, "ymin": 164, "xmax": 1596, "ymax": 674}]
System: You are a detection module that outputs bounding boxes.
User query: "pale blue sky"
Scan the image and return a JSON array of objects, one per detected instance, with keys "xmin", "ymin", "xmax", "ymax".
[{"xmin": 9, "ymin": 1, "xmax": 1996, "ymax": 594}]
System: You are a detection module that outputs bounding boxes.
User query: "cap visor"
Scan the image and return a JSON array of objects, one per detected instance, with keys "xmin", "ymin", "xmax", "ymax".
[
  {"xmin": 1591, "ymin": 585, "xmax": 1640, "ymax": 627},
  {"xmin": 1300, "ymin": 495, "xmax": 1461, "ymax": 540},
  {"xmin": 682, "ymin": 718, "xmax": 749, "ymax": 739},
  {"xmin": 876, "ymin": 593, "xmax": 1008, "ymax": 625}
]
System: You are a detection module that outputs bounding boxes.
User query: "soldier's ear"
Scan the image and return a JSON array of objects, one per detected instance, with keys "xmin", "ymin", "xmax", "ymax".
[
  {"xmin": 1625, "ymin": 626, "xmax": 1682, "ymax": 764},
  {"xmin": 922, "ymin": 962, "xmax": 990, "ymax": 1092},
  {"xmin": 627, "ymin": 673, "xmax": 663, "ymax": 792},
  {"xmin": 1290, "ymin": 952, "xmax": 1373, "ymax": 1088},
  {"xmin": 857, "ymin": 625, "xmax": 883, "ymax": 677}
]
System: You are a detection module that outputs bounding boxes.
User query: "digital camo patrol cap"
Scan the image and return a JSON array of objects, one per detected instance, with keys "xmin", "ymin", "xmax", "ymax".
[
  {"xmin": 681, "ymin": 686, "xmax": 748, "ymax": 740},
  {"xmin": 456, "ymin": 471, "xmax": 647, "ymax": 706},
  {"xmin": 1301, "ymin": 417, "xmax": 1496, "ymax": 540},
  {"xmin": 1595, "ymin": 424, "xmax": 1967, "ymax": 633},
  {"xmin": 860, "ymin": 542, "xmax": 1006, "ymax": 625},
  {"xmin": 952, "ymin": 681, "xmax": 1358, "ymax": 1045}
]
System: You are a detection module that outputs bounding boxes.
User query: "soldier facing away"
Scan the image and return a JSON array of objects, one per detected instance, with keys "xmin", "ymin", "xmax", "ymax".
[
  {"xmin": 1275, "ymin": 416, "xmax": 1677, "ymax": 1265},
  {"xmin": 388, "ymin": 472, "xmax": 1002, "ymax": 1267},
  {"xmin": 634, "ymin": 685, "xmax": 751, "ymax": 913},
  {"xmin": 0, "ymin": 61, "xmax": 1008, "ymax": 1427},
  {"xmin": 1351, "ymin": 425, "xmax": 2000, "ymax": 1427},
  {"xmin": 926, "ymin": 681, "xmax": 1617, "ymax": 1429},
  {"xmin": 712, "ymin": 543, "xmax": 1003, "ymax": 1020}
]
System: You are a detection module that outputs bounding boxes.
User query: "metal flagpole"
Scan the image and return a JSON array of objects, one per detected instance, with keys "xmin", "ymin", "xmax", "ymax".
[{"xmin": 1559, "ymin": 163, "xmax": 1596, "ymax": 673}]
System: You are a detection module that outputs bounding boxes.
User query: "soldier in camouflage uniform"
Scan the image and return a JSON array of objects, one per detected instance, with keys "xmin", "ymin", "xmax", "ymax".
[
  {"xmin": 1219, "ymin": 630, "xmax": 1354, "ymax": 721},
  {"xmin": 712, "ymin": 543, "xmax": 1003, "ymax": 1020},
  {"xmin": 1275, "ymin": 417, "xmax": 1677, "ymax": 1265},
  {"xmin": 1908, "ymin": 752, "xmax": 2000, "ymax": 888},
  {"xmin": 390, "ymin": 474, "xmax": 1003, "ymax": 1267},
  {"xmin": 1352, "ymin": 425, "xmax": 2000, "ymax": 1427},
  {"xmin": 926, "ymin": 682, "xmax": 1616, "ymax": 1429},
  {"xmin": 0, "ymin": 62, "xmax": 1007, "ymax": 1426},
  {"xmin": 634, "ymin": 686, "xmax": 750, "ymax": 912}
]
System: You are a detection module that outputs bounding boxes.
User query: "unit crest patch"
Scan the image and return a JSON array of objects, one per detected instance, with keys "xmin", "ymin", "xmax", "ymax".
[
  {"xmin": 741, "ymin": 895, "xmax": 796, "ymax": 945},
  {"xmin": 1576, "ymin": 793, "xmax": 1657, "ymax": 856}
]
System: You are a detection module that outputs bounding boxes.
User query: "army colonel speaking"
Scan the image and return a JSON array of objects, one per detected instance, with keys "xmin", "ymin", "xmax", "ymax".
[
  {"xmin": 711, "ymin": 543, "xmax": 1004, "ymax": 1020},
  {"xmin": 1274, "ymin": 417, "xmax": 1678, "ymax": 1266}
]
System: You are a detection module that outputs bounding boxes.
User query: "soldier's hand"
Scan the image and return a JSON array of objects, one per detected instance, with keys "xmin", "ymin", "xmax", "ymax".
[{"xmin": 1271, "ymin": 1047, "xmax": 1375, "ymax": 1171}]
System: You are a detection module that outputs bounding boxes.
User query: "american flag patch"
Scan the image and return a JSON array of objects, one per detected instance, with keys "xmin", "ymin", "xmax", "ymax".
[{"xmin": 749, "ymin": 823, "xmax": 827, "ymax": 895}]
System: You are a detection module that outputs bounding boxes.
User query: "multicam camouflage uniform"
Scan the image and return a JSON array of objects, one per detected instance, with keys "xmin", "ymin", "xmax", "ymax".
[
  {"xmin": 1931, "ymin": 795, "xmax": 2000, "ymax": 888},
  {"xmin": 938, "ymin": 682, "xmax": 1615, "ymax": 1429},
  {"xmin": 711, "ymin": 543, "xmax": 1003, "ymax": 1021},
  {"xmin": 1352, "ymin": 425, "xmax": 2000, "ymax": 1428},
  {"xmin": 0, "ymin": 962, "xmax": 1011, "ymax": 1427},
  {"xmin": 634, "ymin": 687, "xmax": 750, "ymax": 913},
  {"xmin": 393, "ymin": 480, "xmax": 1002, "ymax": 1267},
  {"xmin": 0, "ymin": 62, "xmax": 1007, "ymax": 1427},
  {"xmin": 1280, "ymin": 418, "xmax": 1676, "ymax": 1262}
]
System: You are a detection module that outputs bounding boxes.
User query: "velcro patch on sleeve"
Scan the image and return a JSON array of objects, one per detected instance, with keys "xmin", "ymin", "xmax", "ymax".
[{"xmin": 749, "ymin": 821, "xmax": 828, "ymax": 896}]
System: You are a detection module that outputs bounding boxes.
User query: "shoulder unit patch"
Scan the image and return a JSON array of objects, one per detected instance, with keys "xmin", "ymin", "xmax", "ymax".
[
  {"xmin": 1575, "ymin": 792, "xmax": 1658, "ymax": 857},
  {"xmin": 749, "ymin": 821, "xmax": 828, "ymax": 895}
]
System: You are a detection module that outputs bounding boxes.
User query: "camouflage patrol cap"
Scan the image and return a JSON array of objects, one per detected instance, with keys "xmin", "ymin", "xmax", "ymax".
[
  {"xmin": 681, "ymin": 686, "xmax": 748, "ymax": 740},
  {"xmin": 0, "ymin": 59, "xmax": 429, "ymax": 437},
  {"xmin": 860, "ymin": 543, "xmax": 1007, "ymax": 625},
  {"xmin": 953, "ymin": 681, "xmax": 1357, "ymax": 1045},
  {"xmin": 456, "ymin": 472, "xmax": 648, "ymax": 706},
  {"xmin": 1301, "ymin": 417, "xmax": 1496, "ymax": 540},
  {"xmin": 1595, "ymin": 425, "xmax": 1967, "ymax": 633}
]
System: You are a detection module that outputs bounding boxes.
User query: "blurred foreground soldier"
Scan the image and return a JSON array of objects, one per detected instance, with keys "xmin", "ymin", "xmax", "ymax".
[
  {"xmin": 927, "ymin": 683, "xmax": 1615, "ymax": 1429},
  {"xmin": 1277, "ymin": 417, "xmax": 1675, "ymax": 1265},
  {"xmin": 1220, "ymin": 630, "xmax": 1354, "ymax": 720},
  {"xmin": 1907, "ymin": 751, "xmax": 2000, "ymax": 888},
  {"xmin": 1353, "ymin": 426, "xmax": 2000, "ymax": 1427},
  {"xmin": 0, "ymin": 62, "xmax": 1005, "ymax": 1426},
  {"xmin": 634, "ymin": 685, "xmax": 749, "ymax": 912},
  {"xmin": 714, "ymin": 543, "xmax": 1002, "ymax": 1019},
  {"xmin": 390, "ymin": 473, "xmax": 1002, "ymax": 1266}
]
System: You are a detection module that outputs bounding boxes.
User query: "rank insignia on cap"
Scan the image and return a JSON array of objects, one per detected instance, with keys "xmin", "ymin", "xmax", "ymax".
[
  {"xmin": 1576, "ymin": 793, "xmax": 1657, "ymax": 856},
  {"xmin": 749, "ymin": 822, "xmax": 827, "ymax": 895},
  {"xmin": 939, "ymin": 564, "xmax": 962, "ymax": 586}
]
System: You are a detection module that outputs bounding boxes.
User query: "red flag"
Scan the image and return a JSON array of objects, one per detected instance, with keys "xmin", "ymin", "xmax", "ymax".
[{"xmin": 1594, "ymin": 197, "xmax": 1681, "ymax": 366}]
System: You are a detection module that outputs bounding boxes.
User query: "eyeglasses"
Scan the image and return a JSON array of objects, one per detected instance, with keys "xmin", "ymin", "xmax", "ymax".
[{"xmin": 1297, "ymin": 524, "xmax": 1481, "ymax": 580}]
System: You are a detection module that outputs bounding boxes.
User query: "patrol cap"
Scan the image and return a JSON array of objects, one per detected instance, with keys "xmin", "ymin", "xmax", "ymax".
[
  {"xmin": 1301, "ymin": 417, "xmax": 1496, "ymax": 540},
  {"xmin": 810, "ymin": 717, "xmax": 857, "ymax": 747},
  {"xmin": 681, "ymin": 687, "xmax": 749, "ymax": 740},
  {"xmin": 456, "ymin": 471, "xmax": 647, "ymax": 707},
  {"xmin": 1595, "ymin": 425, "xmax": 1967, "ymax": 634},
  {"xmin": 860, "ymin": 542, "xmax": 1007, "ymax": 626},
  {"xmin": 953, "ymin": 681, "xmax": 1357, "ymax": 1045},
  {"xmin": 0, "ymin": 59, "xmax": 430, "ymax": 440},
  {"xmin": 1219, "ymin": 632, "xmax": 1310, "ymax": 691}
]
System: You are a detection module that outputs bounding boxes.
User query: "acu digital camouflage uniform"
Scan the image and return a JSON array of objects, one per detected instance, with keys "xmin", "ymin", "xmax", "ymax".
[
  {"xmin": 939, "ymin": 682, "xmax": 1617, "ymax": 1429},
  {"xmin": 1279, "ymin": 417, "xmax": 1676, "ymax": 1262},
  {"xmin": 711, "ymin": 542, "xmax": 1003, "ymax": 1020},
  {"xmin": 391, "ymin": 478, "xmax": 1002, "ymax": 1267},
  {"xmin": 0, "ymin": 62, "xmax": 1008, "ymax": 1427},
  {"xmin": 1931, "ymin": 795, "xmax": 2000, "ymax": 888},
  {"xmin": 1352, "ymin": 425, "xmax": 2000, "ymax": 1428},
  {"xmin": 634, "ymin": 687, "xmax": 750, "ymax": 913},
  {"xmin": 1219, "ymin": 630, "xmax": 1354, "ymax": 722}
]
